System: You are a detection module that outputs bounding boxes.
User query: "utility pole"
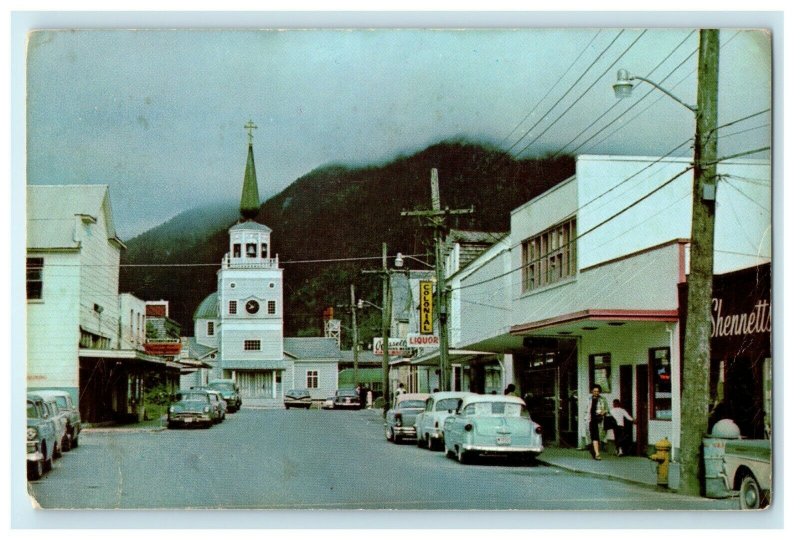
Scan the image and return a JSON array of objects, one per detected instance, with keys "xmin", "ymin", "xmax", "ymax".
[
  {"xmin": 679, "ymin": 29, "xmax": 720, "ymax": 496},
  {"xmin": 402, "ymin": 168, "xmax": 473, "ymax": 391},
  {"xmin": 362, "ymin": 243, "xmax": 393, "ymax": 413},
  {"xmin": 350, "ymin": 284, "xmax": 359, "ymax": 389}
]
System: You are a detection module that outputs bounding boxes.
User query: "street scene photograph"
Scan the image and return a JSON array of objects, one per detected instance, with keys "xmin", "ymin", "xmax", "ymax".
[{"xmin": 13, "ymin": 13, "xmax": 778, "ymax": 526}]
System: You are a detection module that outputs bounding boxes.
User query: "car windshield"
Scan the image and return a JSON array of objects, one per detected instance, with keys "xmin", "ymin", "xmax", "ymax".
[
  {"xmin": 27, "ymin": 401, "xmax": 39, "ymax": 419},
  {"xmin": 181, "ymin": 393, "xmax": 209, "ymax": 402},
  {"xmin": 209, "ymin": 382, "xmax": 235, "ymax": 392},
  {"xmin": 465, "ymin": 402, "xmax": 526, "ymax": 417},
  {"xmin": 435, "ymin": 398, "xmax": 461, "ymax": 412},
  {"xmin": 289, "ymin": 391, "xmax": 309, "ymax": 397},
  {"xmin": 54, "ymin": 396, "xmax": 68, "ymax": 408},
  {"xmin": 336, "ymin": 390, "xmax": 357, "ymax": 397},
  {"xmin": 398, "ymin": 400, "xmax": 425, "ymax": 409}
]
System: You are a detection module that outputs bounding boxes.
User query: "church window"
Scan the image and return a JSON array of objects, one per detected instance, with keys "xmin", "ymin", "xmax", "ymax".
[
  {"xmin": 228, "ymin": 301, "xmax": 237, "ymax": 315},
  {"xmin": 261, "ymin": 243, "xmax": 268, "ymax": 258},
  {"xmin": 268, "ymin": 301, "xmax": 276, "ymax": 315},
  {"xmin": 246, "ymin": 243, "xmax": 257, "ymax": 258},
  {"xmin": 233, "ymin": 244, "xmax": 241, "ymax": 258},
  {"xmin": 244, "ymin": 339, "xmax": 261, "ymax": 351},
  {"xmin": 207, "ymin": 321, "xmax": 215, "ymax": 336}
]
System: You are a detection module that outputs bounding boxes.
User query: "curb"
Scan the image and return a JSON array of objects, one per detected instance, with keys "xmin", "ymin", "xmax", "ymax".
[
  {"xmin": 537, "ymin": 458, "xmax": 664, "ymax": 491},
  {"xmin": 84, "ymin": 426, "xmax": 167, "ymax": 433}
]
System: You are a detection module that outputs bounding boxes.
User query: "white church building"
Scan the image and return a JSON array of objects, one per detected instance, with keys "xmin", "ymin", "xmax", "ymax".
[{"xmin": 187, "ymin": 123, "xmax": 339, "ymax": 407}]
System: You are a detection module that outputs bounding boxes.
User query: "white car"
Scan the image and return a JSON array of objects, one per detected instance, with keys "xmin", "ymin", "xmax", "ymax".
[
  {"xmin": 415, "ymin": 391, "xmax": 475, "ymax": 450},
  {"xmin": 443, "ymin": 394, "xmax": 544, "ymax": 465}
]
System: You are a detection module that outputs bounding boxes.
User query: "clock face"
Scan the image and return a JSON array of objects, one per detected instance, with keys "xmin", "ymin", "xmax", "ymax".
[{"xmin": 245, "ymin": 300, "xmax": 260, "ymax": 314}]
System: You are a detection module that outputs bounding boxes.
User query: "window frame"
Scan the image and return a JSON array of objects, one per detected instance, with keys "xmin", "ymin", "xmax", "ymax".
[
  {"xmin": 26, "ymin": 257, "xmax": 44, "ymax": 300},
  {"xmin": 589, "ymin": 353, "xmax": 612, "ymax": 393},
  {"xmin": 306, "ymin": 370, "xmax": 319, "ymax": 389},
  {"xmin": 243, "ymin": 339, "xmax": 261, "ymax": 351},
  {"xmin": 649, "ymin": 347, "xmax": 672, "ymax": 421},
  {"xmin": 228, "ymin": 300, "xmax": 237, "ymax": 315},
  {"xmin": 267, "ymin": 300, "xmax": 276, "ymax": 315},
  {"xmin": 207, "ymin": 321, "xmax": 215, "ymax": 336},
  {"xmin": 522, "ymin": 217, "xmax": 576, "ymax": 292}
]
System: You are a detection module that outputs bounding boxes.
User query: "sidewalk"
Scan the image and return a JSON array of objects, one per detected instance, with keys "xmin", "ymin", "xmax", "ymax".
[{"xmin": 538, "ymin": 446, "xmax": 681, "ymax": 490}]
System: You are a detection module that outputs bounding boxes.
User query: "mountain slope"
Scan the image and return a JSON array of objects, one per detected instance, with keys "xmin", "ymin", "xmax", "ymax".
[{"xmin": 120, "ymin": 140, "xmax": 575, "ymax": 337}]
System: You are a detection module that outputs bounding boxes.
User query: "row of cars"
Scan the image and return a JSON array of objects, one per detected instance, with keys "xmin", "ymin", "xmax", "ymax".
[
  {"xmin": 384, "ymin": 391, "xmax": 545, "ymax": 465},
  {"xmin": 26, "ymin": 390, "xmax": 82, "ymax": 480},
  {"xmin": 167, "ymin": 379, "xmax": 243, "ymax": 429},
  {"xmin": 283, "ymin": 388, "xmax": 363, "ymax": 410}
]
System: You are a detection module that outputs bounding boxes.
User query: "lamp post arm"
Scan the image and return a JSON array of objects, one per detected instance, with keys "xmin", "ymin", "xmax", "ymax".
[{"xmin": 631, "ymin": 75, "xmax": 698, "ymax": 113}]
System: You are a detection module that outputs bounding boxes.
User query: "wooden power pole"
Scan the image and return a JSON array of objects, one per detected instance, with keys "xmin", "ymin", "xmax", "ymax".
[
  {"xmin": 350, "ymin": 284, "xmax": 359, "ymax": 389},
  {"xmin": 402, "ymin": 168, "xmax": 473, "ymax": 391},
  {"xmin": 679, "ymin": 29, "xmax": 720, "ymax": 496}
]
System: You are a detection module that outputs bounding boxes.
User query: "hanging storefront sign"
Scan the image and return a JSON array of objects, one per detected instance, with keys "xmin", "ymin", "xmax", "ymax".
[
  {"xmin": 420, "ymin": 280, "xmax": 434, "ymax": 334},
  {"xmin": 407, "ymin": 332, "xmax": 440, "ymax": 348},
  {"xmin": 372, "ymin": 337, "xmax": 409, "ymax": 356}
]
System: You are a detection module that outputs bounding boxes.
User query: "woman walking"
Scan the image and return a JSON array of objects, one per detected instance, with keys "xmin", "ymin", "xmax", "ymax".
[{"xmin": 585, "ymin": 384, "xmax": 609, "ymax": 460}]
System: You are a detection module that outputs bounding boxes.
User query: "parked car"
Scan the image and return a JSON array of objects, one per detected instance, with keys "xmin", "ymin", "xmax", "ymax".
[
  {"xmin": 333, "ymin": 388, "xmax": 360, "ymax": 409},
  {"xmin": 321, "ymin": 396, "xmax": 335, "ymax": 410},
  {"xmin": 443, "ymin": 394, "xmax": 544, "ymax": 465},
  {"xmin": 29, "ymin": 393, "xmax": 67, "ymax": 460},
  {"xmin": 34, "ymin": 389, "xmax": 82, "ymax": 450},
  {"xmin": 208, "ymin": 379, "xmax": 242, "ymax": 412},
  {"xmin": 414, "ymin": 391, "xmax": 475, "ymax": 450},
  {"xmin": 284, "ymin": 389, "xmax": 312, "ymax": 409},
  {"xmin": 191, "ymin": 387, "xmax": 227, "ymax": 423},
  {"xmin": 385, "ymin": 393, "xmax": 429, "ymax": 443},
  {"xmin": 26, "ymin": 395, "xmax": 59, "ymax": 480},
  {"xmin": 167, "ymin": 391, "xmax": 216, "ymax": 428}
]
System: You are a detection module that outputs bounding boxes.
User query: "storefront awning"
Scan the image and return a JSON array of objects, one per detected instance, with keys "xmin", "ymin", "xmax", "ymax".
[
  {"xmin": 511, "ymin": 309, "xmax": 679, "ymax": 335},
  {"xmin": 78, "ymin": 348, "xmax": 178, "ymax": 369},
  {"xmin": 409, "ymin": 349, "xmax": 493, "ymax": 366}
]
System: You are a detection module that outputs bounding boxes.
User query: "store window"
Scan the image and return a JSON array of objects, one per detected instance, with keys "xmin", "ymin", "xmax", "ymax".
[
  {"xmin": 27, "ymin": 257, "xmax": 44, "ymax": 300},
  {"xmin": 650, "ymin": 347, "xmax": 672, "ymax": 420},
  {"xmin": 589, "ymin": 353, "xmax": 611, "ymax": 393},
  {"xmin": 522, "ymin": 218, "xmax": 576, "ymax": 292},
  {"xmin": 306, "ymin": 370, "xmax": 319, "ymax": 389}
]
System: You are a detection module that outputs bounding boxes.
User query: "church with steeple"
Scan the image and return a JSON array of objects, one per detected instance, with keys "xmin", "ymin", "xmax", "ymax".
[{"xmin": 187, "ymin": 121, "xmax": 340, "ymax": 407}]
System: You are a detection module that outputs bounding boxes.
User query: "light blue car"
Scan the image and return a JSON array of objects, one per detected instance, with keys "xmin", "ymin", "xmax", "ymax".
[
  {"xmin": 415, "ymin": 391, "xmax": 475, "ymax": 450},
  {"xmin": 443, "ymin": 394, "xmax": 544, "ymax": 465}
]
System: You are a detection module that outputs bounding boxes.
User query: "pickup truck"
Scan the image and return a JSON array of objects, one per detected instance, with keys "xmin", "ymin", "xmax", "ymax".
[{"xmin": 704, "ymin": 421, "xmax": 771, "ymax": 510}]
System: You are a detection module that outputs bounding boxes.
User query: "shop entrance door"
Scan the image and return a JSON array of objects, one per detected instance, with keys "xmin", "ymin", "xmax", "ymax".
[{"xmin": 523, "ymin": 367, "xmax": 557, "ymax": 443}]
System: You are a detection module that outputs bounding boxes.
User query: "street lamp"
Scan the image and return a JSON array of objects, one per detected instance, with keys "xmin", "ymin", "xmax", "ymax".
[
  {"xmin": 394, "ymin": 252, "xmax": 435, "ymax": 269},
  {"xmin": 357, "ymin": 299, "xmax": 382, "ymax": 311},
  {"xmin": 613, "ymin": 30, "xmax": 719, "ymax": 497}
]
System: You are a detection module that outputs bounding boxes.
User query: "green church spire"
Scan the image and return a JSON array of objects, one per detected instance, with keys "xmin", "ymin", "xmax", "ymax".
[{"xmin": 240, "ymin": 120, "xmax": 260, "ymax": 220}]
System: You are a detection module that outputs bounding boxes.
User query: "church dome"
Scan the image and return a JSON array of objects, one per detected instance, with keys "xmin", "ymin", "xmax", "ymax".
[{"xmin": 193, "ymin": 292, "xmax": 219, "ymax": 320}]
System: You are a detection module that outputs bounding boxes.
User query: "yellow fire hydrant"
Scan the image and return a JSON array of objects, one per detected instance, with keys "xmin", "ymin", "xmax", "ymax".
[{"xmin": 649, "ymin": 438, "xmax": 671, "ymax": 487}]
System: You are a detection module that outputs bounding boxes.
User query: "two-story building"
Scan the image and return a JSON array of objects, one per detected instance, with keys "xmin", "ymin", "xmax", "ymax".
[
  {"xmin": 448, "ymin": 154, "xmax": 771, "ymax": 454},
  {"xmin": 27, "ymin": 185, "xmax": 179, "ymax": 423}
]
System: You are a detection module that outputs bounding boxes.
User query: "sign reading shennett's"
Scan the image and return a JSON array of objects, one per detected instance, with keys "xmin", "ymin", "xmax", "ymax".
[{"xmin": 711, "ymin": 298, "xmax": 771, "ymax": 338}]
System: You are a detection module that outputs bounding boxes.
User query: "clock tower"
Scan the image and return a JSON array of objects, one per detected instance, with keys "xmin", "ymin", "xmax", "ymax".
[{"xmin": 215, "ymin": 121, "xmax": 286, "ymax": 403}]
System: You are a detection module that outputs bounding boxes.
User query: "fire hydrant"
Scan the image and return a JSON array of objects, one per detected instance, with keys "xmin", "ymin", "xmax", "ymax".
[{"xmin": 649, "ymin": 438, "xmax": 671, "ymax": 488}]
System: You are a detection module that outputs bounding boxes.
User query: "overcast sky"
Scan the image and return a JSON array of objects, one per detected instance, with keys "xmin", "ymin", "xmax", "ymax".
[{"xmin": 24, "ymin": 24, "xmax": 771, "ymax": 239}]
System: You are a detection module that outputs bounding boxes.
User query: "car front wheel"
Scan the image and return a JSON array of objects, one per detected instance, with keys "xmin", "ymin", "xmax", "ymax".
[
  {"xmin": 740, "ymin": 473, "xmax": 765, "ymax": 509},
  {"xmin": 28, "ymin": 458, "xmax": 44, "ymax": 481},
  {"xmin": 457, "ymin": 446, "xmax": 472, "ymax": 465}
]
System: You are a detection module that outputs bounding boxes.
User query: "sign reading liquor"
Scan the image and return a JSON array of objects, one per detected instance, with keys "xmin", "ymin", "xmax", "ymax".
[
  {"xmin": 407, "ymin": 333, "xmax": 440, "ymax": 348},
  {"xmin": 419, "ymin": 281, "xmax": 434, "ymax": 334},
  {"xmin": 372, "ymin": 337, "xmax": 409, "ymax": 356}
]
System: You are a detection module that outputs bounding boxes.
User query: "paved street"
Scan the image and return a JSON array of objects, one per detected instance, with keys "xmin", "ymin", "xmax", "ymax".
[{"xmin": 28, "ymin": 408, "xmax": 737, "ymax": 510}]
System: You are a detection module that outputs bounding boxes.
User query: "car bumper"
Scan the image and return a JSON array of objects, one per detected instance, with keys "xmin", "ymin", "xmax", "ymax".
[
  {"xmin": 284, "ymin": 402, "xmax": 311, "ymax": 408},
  {"xmin": 27, "ymin": 446, "xmax": 44, "ymax": 462},
  {"xmin": 461, "ymin": 443, "xmax": 543, "ymax": 455},
  {"xmin": 334, "ymin": 402, "xmax": 360, "ymax": 409},
  {"xmin": 392, "ymin": 426, "xmax": 417, "ymax": 438},
  {"xmin": 169, "ymin": 414, "xmax": 212, "ymax": 424}
]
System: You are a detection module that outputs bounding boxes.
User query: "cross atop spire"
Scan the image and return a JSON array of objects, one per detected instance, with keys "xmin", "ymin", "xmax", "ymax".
[{"xmin": 244, "ymin": 119, "xmax": 258, "ymax": 145}]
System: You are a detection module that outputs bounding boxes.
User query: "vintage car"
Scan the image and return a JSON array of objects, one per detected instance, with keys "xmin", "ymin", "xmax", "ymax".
[
  {"xmin": 443, "ymin": 394, "xmax": 544, "ymax": 465},
  {"xmin": 333, "ymin": 388, "xmax": 360, "ymax": 409},
  {"xmin": 415, "ymin": 391, "xmax": 475, "ymax": 450},
  {"xmin": 167, "ymin": 391, "xmax": 216, "ymax": 428},
  {"xmin": 34, "ymin": 389, "xmax": 82, "ymax": 450},
  {"xmin": 385, "ymin": 393, "xmax": 430, "ymax": 443},
  {"xmin": 29, "ymin": 392, "xmax": 68, "ymax": 460},
  {"xmin": 191, "ymin": 387, "xmax": 227, "ymax": 423},
  {"xmin": 703, "ymin": 420, "xmax": 771, "ymax": 509},
  {"xmin": 284, "ymin": 389, "xmax": 312, "ymax": 409},
  {"xmin": 26, "ymin": 394, "xmax": 59, "ymax": 480},
  {"xmin": 208, "ymin": 379, "xmax": 242, "ymax": 412}
]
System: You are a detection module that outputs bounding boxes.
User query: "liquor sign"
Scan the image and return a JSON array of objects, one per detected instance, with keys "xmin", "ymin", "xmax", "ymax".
[
  {"xmin": 407, "ymin": 333, "xmax": 440, "ymax": 348},
  {"xmin": 373, "ymin": 337, "xmax": 409, "ymax": 356},
  {"xmin": 419, "ymin": 280, "xmax": 434, "ymax": 334}
]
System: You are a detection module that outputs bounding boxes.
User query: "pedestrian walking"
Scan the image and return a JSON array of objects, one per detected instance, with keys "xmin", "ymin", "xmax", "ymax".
[
  {"xmin": 366, "ymin": 389, "xmax": 373, "ymax": 408},
  {"xmin": 609, "ymin": 399, "xmax": 635, "ymax": 456},
  {"xmin": 359, "ymin": 384, "xmax": 368, "ymax": 410},
  {"xmin": 503, "ymin": 383, "xmax": 520, "ymax": 397},
  {"xmin": 585, "ymin": 384, "xmax": 609, "ymax": 460},
  {"xmin": 394, "ymin": 382, "xmax": 406, "ymax": 404}
]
